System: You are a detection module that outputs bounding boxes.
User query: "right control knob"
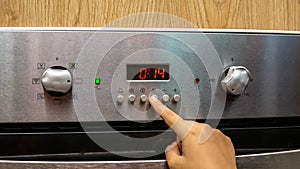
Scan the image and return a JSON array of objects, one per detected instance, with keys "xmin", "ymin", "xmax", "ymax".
[{"xmin": 221, "ymin": 66, "xmax": 251, "ymax": 95}]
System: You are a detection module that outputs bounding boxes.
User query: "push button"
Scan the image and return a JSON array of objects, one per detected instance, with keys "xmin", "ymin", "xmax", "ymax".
[
  {"xmin": 140, "ymin": 94, "xmax": 148, "ymax": 103},
  {"xmin": 128, "ymin": 94, "xmax": 136, "ymax": 102},
  {"xmin": 117, "ymin": 95, "xmax": 124, "ymax": 103},
  {"xmin": 162, "ymin": 94, "xmax": 170, "ymax": 102},
  {"xmin": 173, "ymin": 94, "xmax": 180, "ymax": 103}
]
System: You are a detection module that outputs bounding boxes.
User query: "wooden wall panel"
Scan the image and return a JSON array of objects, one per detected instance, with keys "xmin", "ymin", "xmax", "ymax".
[{"xmin": 0, "ymin": 0, "xmax": 299, "ymax": 30}]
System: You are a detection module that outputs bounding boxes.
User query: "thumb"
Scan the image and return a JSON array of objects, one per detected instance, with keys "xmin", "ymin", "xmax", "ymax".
[{"xmin": 165, "ymin": 142, "xmax": 184, "ymax": 166}]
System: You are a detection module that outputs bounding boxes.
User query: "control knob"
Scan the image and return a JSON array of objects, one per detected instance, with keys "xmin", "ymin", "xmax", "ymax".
[
  {"xmin": 41, "ymin": 66, "xmax": 72, "ymax": 96},
  {"xmin": 221, "ymin": 66, "xmax": 251, "ymax": 95}
]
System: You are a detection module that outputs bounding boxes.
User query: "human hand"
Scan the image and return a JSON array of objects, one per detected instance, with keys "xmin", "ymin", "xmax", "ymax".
[{"xmin": 149, "ymin": 95, "xmax": 237, "ymax": 169}]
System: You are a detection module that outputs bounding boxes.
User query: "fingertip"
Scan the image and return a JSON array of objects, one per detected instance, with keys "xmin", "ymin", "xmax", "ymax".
[
  {"xmin": 149, "ymin": 94, "xmax": 159, "ymax": 103},
  {"xmin": 149, "ymin": 94, "xmax": 187, "ymax": 138},
  {"xmin": 149, "ymin": 94, "xmax": 166, "ymax": 116}
]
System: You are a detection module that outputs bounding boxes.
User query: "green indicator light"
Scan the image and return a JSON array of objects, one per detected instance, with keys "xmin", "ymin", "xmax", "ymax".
[{"xmin": 95, "ymin": 78, "xmax": 101, "ymax": 85}]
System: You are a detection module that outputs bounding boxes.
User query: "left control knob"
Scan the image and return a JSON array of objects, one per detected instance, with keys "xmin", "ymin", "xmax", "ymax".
[{"xmin": 41, "ymin": 66, "xmax": 72, "ymax": 97}]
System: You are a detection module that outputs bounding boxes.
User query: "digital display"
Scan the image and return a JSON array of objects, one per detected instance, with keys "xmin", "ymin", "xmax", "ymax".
[{"xmin": 127, "ymin": 64, "xmax": 170, "ymax": 81}]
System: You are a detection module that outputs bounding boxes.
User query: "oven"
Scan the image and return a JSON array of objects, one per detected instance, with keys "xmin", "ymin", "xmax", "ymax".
[{"xmin": 0, "ymin": 28, "xmax": 300, "ymax": 168}]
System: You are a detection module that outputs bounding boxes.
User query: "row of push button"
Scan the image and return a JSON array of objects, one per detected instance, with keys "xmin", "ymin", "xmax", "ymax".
[{"xmin": 117, "ymin": 94, "xmax": 180, "ymax": 103}]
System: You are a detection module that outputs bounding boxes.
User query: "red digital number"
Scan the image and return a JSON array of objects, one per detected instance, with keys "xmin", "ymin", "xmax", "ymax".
[
  {"xmin": 139, "ymin": 68, "xmax": 147, "ymax": 80},
  {"xmin": 154, "ymin": 68, "xmax": 165, "ymax": 79}
]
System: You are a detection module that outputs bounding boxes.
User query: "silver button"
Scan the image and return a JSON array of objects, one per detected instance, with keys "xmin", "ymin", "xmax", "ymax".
[
  {"xmin": 162, "ymin": 94, "xmax": 170, "ymax": 102},
  {"xmin": 140, "ymin": 94, "xmax": 148, "ymax": 103},
  {"xmin": 173, "ymin": 94, "xmax": 180, "ymax": 103},
  {"xmin": 117, "ymin": 95, "xmax": 125, "ymax": 103},
  {"xmin": 128, "ymin": 94, "xmax": 136, "ymax": 102}
]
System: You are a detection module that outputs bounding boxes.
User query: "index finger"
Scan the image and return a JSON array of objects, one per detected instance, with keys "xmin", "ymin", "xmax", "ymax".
[{"xmin": 149, "ymin": 95, "xmax": 193, "ymax": 139}]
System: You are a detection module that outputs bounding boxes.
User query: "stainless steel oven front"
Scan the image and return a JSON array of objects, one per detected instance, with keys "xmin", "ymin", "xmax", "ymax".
[{"xmin": 0, "ymin": 28, "xmax": 300, "ymax": 168}]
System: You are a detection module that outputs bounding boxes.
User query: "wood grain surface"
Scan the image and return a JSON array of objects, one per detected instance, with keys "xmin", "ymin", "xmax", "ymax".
[{"xmin": 0, "ymin": 0, "xmax": 299, "ymax": 30}]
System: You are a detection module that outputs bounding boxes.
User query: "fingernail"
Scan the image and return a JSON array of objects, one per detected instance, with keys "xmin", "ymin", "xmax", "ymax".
[{"xmin": 150, "ymin": 95, "xmax": 159, "ymax": 102}]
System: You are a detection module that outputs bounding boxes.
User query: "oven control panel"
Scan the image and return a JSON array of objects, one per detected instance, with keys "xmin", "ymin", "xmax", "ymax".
[
  {"xmin": 1, "ymin": 29, "xmax": 300, "ymax": 122},
  {"xmin": 73, "ymin": 33, "xmax": 215, "ymax": 122}
]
